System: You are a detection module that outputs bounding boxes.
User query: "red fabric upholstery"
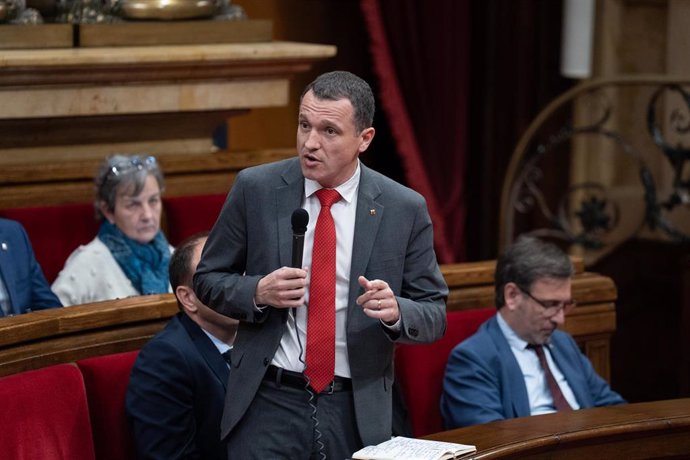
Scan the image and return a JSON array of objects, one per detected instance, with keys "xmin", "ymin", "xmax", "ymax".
[
  {"xmin": 77, "ymin": 350, "xmax": 139, "ymax": 460},
  {"xmin": 163, "ymin": 193, "xmax": 226, "ymax": 246},
  {"xmin": 0, "ymin": 363, "xmax": 96, "ymax": 460},
  {"xmin": 0, "ymin": 193, "xmax": 227, "ymax": 283},
  {"xmin": 395, "ymin": 308, "xmax": 496, "ymax": 437},
  {"xmin": 0, "ymin": 203, "xmax": 97, "ymax": 283}
]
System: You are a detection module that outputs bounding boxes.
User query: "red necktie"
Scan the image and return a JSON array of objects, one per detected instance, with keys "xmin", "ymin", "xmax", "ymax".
[
  {"xmin": 305, "ymin": 189, "xmax": 341, "ymax": 393},
  {"xmin": 530, "ymin": 344, "xmax": 573, "ymax": 411}
]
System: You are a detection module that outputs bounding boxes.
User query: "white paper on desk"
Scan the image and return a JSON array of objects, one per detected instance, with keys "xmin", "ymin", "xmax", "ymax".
[{"xmin": 351, "ymin": 436, "xmax": 476, "ymax": 460}]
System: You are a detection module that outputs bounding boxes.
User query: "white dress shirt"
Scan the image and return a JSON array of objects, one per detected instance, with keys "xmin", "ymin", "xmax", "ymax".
[
  {"xmin": 272, "ymin": 163, "xmax": 361, "ymax": 378},
  {"xmin": 0, "ymin": 274, "xmax": 11, "ymax": 316},
  {"xmin": 203, "ymin": 328, "xmax": 233, "ymax": 368}
]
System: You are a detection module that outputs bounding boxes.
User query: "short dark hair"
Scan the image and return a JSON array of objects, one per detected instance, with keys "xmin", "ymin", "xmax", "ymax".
[
  {"xmin": 169, "ymin": 232, "xmax": 209, "ymax": 292},
  {"xmin": 301, "ymin": 70, "xmax": 375, "ymax": 133},
  {"xmin": 494, "ymin": 236, "xmax": 574, "ymax": 308}
]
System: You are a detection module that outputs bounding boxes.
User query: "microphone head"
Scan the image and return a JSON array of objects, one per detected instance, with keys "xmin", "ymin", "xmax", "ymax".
[{"xmin": 291, "ymin": 208, "xmax": 309, "ymax": 235}]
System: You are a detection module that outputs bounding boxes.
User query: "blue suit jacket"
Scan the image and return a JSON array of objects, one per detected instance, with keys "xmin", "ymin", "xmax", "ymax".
[
  {"xmin": 194, "ymin": 158, "xmax": 448, "ymax": 446},
  {"xmin": 0, "ymin": 218, "xmax": 61, "ymax": 315},
  {"xmin": 441, "ymin": 314, "xmax": 626, "ymax": 429},
  {"xmin": 126, "ymin": 313, "xmax": 230, "ymax": 460}
]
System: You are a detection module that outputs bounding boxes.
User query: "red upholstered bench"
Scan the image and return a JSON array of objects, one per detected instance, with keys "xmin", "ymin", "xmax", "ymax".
[
  {"xmin": 0, "ymin": 352, "xmax": 141, "ymax": 460},
  {"xmin": 162, "ymin": 193, "xmax": 226, "ymax": 245},
  {"xmin": 77, "ymin": 351, "xmax": 139, "ymax": 460},
  {"xmin": 0, "ymin": 194, "xmax": 227, "ymax": 284},
  {"xmin": 395, "ymin": 308, "xmax": 496, "ymax": 437},
  {"xmin": 0, "ymin": 203, "xmax": 97, "ymax": 283},
  {"xmin": 0, "ymin": 363, "xmax": 97, "ymax": 460}
]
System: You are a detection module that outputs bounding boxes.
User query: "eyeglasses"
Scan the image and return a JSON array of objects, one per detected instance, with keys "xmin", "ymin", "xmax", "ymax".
[
  {"xmin": 518, "ymin": 286, "xmax": 576, "ymax": 317},
  {"xmin": 109, "ymin": 155, "xmax": 158, "ymax": 177}
]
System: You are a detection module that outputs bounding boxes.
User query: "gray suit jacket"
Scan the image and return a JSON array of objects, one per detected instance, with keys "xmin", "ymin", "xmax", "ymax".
[{"xmin": 194, "ymin": 157, "xmax": 447, "ymax": 446}]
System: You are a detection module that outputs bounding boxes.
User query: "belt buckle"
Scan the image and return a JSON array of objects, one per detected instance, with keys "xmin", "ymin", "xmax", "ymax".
[{"xmin": 325, "ymin": 380, "xmax": 336, "ymax": 395}]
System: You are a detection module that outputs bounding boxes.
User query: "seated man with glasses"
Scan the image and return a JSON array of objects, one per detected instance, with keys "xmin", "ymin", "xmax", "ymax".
[{"xmin": 440, "ymin": 236, "xmax": 625, "ymax": 429}]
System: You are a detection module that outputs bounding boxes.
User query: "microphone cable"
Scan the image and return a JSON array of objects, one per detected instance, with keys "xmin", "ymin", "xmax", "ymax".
[{"xmin": 296, "ymin": 312, "xmax": 327, "ymax": 460}]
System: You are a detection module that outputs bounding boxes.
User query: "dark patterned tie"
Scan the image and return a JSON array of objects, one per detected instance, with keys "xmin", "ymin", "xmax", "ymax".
[
  {"xmin": 305, "ymin": 189, "xmax": 341, "ymax": 393},
  {"xmin": 529, "ymin": 344, "xmax": 573, "ymax": 411},
  {"xmin": 222, "ymin": 349, "xmax": 232, "ymax": 366}
]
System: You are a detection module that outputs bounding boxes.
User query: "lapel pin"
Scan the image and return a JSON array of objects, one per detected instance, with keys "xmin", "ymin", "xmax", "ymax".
[
  {"xmin": 370, "ymin": 209, "xmax": 376, "ymax": 216},
  {"xmin": 1, "ymin": 242, "xmax": 7, "ymax": 251}
]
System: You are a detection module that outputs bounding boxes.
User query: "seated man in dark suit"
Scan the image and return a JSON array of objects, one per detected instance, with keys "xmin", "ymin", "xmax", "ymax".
[
  {"xmin": 126, "ymin": 232, "xmax": 238, "ymax": 460},
  {"xmin": 441, "ymin": 236, "xmax": 625, "ymax": 429},
  {"xmin": 0, "ymin": 218, "xmax": 61, "ymax": 316}
]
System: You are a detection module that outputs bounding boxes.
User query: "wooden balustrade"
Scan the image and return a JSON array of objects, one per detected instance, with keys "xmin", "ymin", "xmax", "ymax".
[
  {"xmin": 426, "ymin": 399, "xmax": 690, "ymax": 459},
  {"xmin": 0, "ymin": 40, "xmax": 336, "ymax": 209},
  {"xmin": 0, "ymin": 258, "xmax": 616, "ymax": 381}
]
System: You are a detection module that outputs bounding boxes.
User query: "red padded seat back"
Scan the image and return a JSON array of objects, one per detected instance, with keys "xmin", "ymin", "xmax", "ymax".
[
  {"xmin": 0, "ymin": 194, "xmax": 228, "ymax": 282},
  {"xmin": 0, "ymin": 203, "xmax": 97, "ymax": 283},
  {"xmin": 162, "ymin": 193, "xmax": 226, "ymax": 246},
  {"xmin": 395, "ymin": 308, "xmax": 495, "ymax": 437},
  {"xmin": 0, "ymin": 363, "xmax": 96, "ymax": 460},
  {"xmin": 77, "ymin": 350, "xmax": 139, "ymax": 460}
]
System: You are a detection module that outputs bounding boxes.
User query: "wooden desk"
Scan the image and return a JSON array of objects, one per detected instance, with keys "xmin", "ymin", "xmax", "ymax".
[{"xmin": 427, "ymin": 399, "xmax": 690, "ymax": 459}]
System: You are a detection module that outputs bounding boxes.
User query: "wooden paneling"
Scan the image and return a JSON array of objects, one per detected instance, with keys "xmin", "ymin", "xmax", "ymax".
[
  {"xmin": 78, "ymin": 19, "xmax": 273, "ymax": 47},
  {"xmin": 0, "ymin": 24, "xmax": 72, "ymax": 49},
  {"xmin": 427, "ymin": 399, "xmax": 690, "ymax": 459},
  {"xmin": 0, "ymin": 40, "xmax": 336, "ymax": 181},
  {"xmin": 0, "ymin": 262, "xmax": 618, "ymax": 382},
  {"xmin": 0, "ymin": 149, "xmax": 294, "ymax": 208}
]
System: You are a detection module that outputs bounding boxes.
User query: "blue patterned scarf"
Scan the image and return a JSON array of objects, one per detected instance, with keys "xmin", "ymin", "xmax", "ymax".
[{"xmin": 97, "ymin": 221, "xmax": 171, "ymax": 295}]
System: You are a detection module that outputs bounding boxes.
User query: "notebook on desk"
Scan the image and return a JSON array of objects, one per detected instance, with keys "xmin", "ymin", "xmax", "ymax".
[{"xmin": 352, "ymin": 436, "xmax": 476, "ymax": 460}]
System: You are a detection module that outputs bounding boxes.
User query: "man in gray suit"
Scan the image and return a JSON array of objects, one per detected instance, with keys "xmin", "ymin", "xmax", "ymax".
[{"xmin": 194, "ymin": 70, "xmax": 447, "ymax": 459}]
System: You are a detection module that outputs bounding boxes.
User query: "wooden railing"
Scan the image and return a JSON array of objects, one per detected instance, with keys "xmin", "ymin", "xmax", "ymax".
[
  {"xmin": 426, "ymin": 399, "xmax": 690, "ymax": 459},
  {"xmin": 0, "ymin": 294, "xmax": 178, "ymax": 377},
  {"xmin": 0, "ymin": 259, "xmax": 616, "ymax": 380}
]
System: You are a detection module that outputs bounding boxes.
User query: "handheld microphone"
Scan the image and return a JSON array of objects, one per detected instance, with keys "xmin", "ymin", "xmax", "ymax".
[{"xmin": 291, "ymin": 208, "xmax": 309, "ymax": 268}]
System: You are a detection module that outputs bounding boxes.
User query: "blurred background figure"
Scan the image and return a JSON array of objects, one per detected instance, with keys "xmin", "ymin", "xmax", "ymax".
[
  {"xmin": 126, "ymin": 232, "xmax": 238, "ymax": 460},
  {"xmin": 0, "ymin": 217, "xmax": 62, "ymax": 316},
  {"xmin": 441, "ymin": 236, "xmax": 625, "ymax": 429},
  {"xmin": 52, "ymin": 154, "xmax": 172, "ymax": 306}
]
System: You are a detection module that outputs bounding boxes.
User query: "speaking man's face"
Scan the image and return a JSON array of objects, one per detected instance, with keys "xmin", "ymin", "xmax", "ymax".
[{"xmin": 297, "ymin": 90, "xmax": 374, "ymax": 189}]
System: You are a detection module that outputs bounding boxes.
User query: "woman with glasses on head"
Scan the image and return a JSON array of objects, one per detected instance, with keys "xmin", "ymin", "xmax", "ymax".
[{"xmin": 52, "ymin": 154, "xmax": 173, "ymax": 306}]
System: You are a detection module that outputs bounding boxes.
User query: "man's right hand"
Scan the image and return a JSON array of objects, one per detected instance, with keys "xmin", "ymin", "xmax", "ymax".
[{"xmin": 255, "ymin": 266, "xmax": 308, "ymax": 309}]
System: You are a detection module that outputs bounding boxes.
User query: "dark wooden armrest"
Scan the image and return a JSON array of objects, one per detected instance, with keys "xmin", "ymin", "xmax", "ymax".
[{"xmin": 0, "ymin": 294, "xmax": 177, "ymax": 377}]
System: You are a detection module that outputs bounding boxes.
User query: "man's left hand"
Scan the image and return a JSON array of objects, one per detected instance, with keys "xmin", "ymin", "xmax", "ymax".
[{"xmin": 356, "ymin": 275, "xmax": 400, "ymax": 325}]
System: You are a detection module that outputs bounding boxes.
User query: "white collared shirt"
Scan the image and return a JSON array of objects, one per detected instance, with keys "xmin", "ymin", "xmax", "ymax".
[
  {"xmin": 0, "ymin": 273, "xmax": 11, "ymax": 316},
  {"xmin": 496, "ymin": 312, "xmax": 580, "ymax": 414},
  {"xmin": 271, "ymin": 162, "xmax": 360, "ymax": 378},
  {"xmin": 202, "ymin": 328, "xmax": 233, "ymax": 368}
]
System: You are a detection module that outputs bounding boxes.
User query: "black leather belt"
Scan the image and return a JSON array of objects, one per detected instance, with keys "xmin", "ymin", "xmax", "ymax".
[{"xmin": 263, "ymin": 365, "xmax": 352, "ymax": 393}]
